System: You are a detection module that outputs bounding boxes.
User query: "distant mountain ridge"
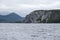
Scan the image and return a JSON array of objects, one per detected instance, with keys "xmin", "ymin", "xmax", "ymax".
[{"xmin": 0, "ymin": 12, "xmax": 24, "ymax": 23}]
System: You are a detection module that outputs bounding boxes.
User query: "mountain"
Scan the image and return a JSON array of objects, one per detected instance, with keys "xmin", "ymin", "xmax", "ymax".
[
  {"xmin": 24, "ymin": 10, "xmax": 60, "ymax": 23},
  {"xmin": 0, "ymin": 12, "xmax": 24, "ymax": 23}
]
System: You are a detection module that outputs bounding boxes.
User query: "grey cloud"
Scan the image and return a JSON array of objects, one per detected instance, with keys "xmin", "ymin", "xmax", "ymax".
[{"xmin": 0, "ymin": 0, "xmax": 60, "ymax": 17}]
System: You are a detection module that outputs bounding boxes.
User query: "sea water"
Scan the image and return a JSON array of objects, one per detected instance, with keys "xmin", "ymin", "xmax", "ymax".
[{"xmin": 0, "ymin": 23, "xmax": 60, "ymax": 40}]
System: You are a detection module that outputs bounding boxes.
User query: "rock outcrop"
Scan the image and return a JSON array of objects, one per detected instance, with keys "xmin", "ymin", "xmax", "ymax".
[{"xmin": 24, "ymin": 10, "xmax": 60, "ymax": 23}]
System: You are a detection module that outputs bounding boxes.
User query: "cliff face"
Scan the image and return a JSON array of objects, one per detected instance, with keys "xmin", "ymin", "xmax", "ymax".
[{"xmin": 24, "ymin": 10, "xmax": 60, "ymax": 23}]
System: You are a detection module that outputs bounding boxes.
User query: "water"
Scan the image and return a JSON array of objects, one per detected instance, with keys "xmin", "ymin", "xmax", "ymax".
[{"xmin": 0, "ymin": 23, "xmax": 60, "ymax": 40}]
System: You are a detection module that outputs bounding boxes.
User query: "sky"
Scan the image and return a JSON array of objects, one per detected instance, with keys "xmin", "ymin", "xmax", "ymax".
[{"xmin": 0, "ymin": 0, "xmax": 60, "ymax": 17}]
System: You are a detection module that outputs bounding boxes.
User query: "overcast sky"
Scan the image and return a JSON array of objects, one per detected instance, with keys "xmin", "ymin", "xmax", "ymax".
[{"xmin": 0, "ymin": 0, "xmax": 60, "ymax": 17}]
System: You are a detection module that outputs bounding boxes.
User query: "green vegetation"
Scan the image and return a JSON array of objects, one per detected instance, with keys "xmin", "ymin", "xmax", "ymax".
[
  {"xmin": 36, "ymin": 18, "xmax": 41, "ymax": 23},
  {"xmin": 47, "ymin": 18, "xmax": 60, "ymax": 23}
]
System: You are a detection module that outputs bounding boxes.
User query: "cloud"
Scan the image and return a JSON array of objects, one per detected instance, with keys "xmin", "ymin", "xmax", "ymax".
[{"xmin": 0, "ymin": 0, "xmax": 60, "ymax": 16}]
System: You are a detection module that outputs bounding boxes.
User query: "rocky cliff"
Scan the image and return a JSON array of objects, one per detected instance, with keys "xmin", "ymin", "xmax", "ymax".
[{"xmin": 24, "ymin": 10, "xmax": 60, "ymax": 23}]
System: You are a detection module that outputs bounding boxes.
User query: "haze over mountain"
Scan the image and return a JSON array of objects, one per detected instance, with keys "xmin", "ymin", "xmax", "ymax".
[
  {"xmin": 0, "ymin": 12, "xmax": 24, "ymax": 23},
  {"xmin": 0, "ymin": 10, "xmax": 31, "ymax": 17}
]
